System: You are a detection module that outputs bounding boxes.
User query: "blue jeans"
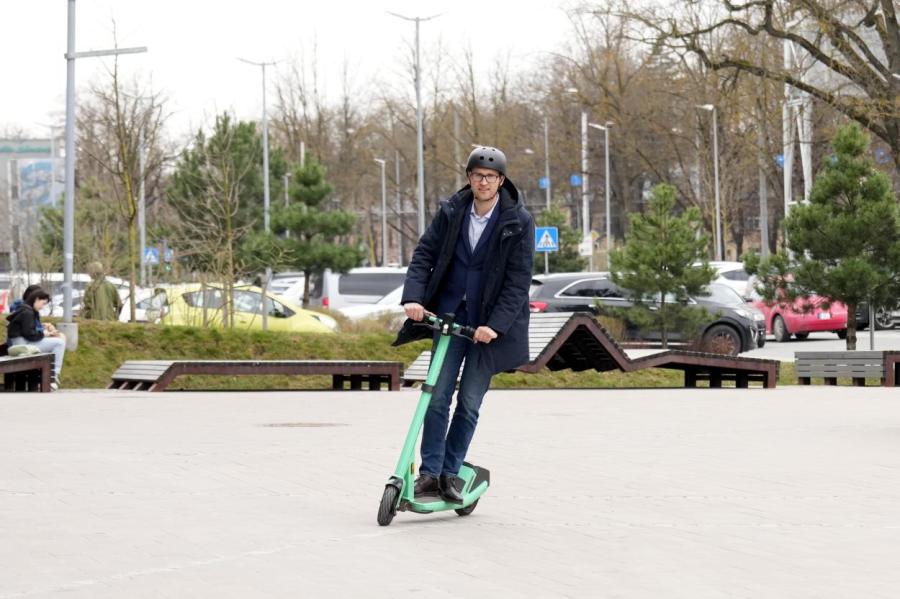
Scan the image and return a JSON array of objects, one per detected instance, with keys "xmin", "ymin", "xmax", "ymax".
[{"xmin": 420, "ymin": 327, "xmax": 493, "ymax": 478}]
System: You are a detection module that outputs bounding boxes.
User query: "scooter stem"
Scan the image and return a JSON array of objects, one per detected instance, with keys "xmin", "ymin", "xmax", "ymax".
[{"xmin": 393, "ymin": 324, "xmax": 452, "ymax": 497}]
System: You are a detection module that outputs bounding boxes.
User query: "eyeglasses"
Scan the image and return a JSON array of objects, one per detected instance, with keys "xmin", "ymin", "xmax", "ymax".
[{"xmin": 468, "ymin": 173, "xmax": 500, "ymax": 184}]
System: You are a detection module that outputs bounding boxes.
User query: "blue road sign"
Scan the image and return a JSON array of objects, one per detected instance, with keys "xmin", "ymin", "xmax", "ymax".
[
  {"xmin": 538, "ymin": 176, "xmax": 549, "ymax": 189},
  {"xmin": 534, "ymin": 226, "xmax": 559, "ymax": 252},
  {"xmin": 143, "ymin": 247, "xmax": 159, "ymax": 266},
  {"xmin": 774, "ymin": 154, "xmax": 784, "ymax": 168},
  {"xmin": 569, "ymin": 174, "xmax": 582, "ymax": 187}
]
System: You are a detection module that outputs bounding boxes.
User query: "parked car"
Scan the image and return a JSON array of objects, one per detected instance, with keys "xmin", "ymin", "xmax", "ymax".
[
  {"xmin": 528, "ymin": 273, "xmax": 763, "ymax": 355},
  {"xmin": 703, "ymin": 261, "xmax": 757, "ymax": 300},
  {"xmin": 749, "ymin": 290, "xmax": 848, "ymax": 341},
  {"xmin": 119, "ymin": 284, "xmax": 338, "ymax": 333},
  {"xmin": 268, "ymin": 272, "xmax": 306, "ymax": 305},
  {"xmin": 695, "ymin": 283, "xmax": 768, "ymax": 349},
  {"xmin": 307, "ymin": 267, "xmax": 407, "ymax": 310},
  {"xmin": 335, "ymin": 284, "xmax": 405, "ymax": 326},
  {"xmin": 856, "ymin": 301, "xmax": 900, "ymax": 330}
]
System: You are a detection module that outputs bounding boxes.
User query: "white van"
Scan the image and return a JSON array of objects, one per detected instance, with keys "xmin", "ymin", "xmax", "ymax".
[{"xmin": 307, "ymin": 267, "xmax": 407, "ymax": 310}]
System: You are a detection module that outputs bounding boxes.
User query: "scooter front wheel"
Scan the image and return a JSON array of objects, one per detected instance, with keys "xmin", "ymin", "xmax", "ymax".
[
  {"xmin": 377, "ymin": 485, "xmax": 400, "ymax": 526},
  {"xmin": 455, "ymin": 499, "xmax": 478, "ymax": 517}
]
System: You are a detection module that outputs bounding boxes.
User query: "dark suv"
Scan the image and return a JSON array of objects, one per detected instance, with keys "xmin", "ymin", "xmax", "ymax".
[{"xmin": 528, "ymin": 273, "xmax": 766, "ymax": 355}]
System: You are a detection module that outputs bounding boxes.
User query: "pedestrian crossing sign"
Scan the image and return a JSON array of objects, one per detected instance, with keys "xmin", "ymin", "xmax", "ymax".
[{"xmin": 534, "ymin": 227, "xmax": 559, "ymax": 252}]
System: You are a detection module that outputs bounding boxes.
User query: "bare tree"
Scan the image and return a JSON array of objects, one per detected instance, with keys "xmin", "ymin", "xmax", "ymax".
[
  {"xmin": 627, "ymin": 0, "xmax": 900, "ymax": 169},
  {"xmin": 77, "ymin": 54, "xmax": 167, "ymax": 320},
  {"xmin": 168, "ymin": 114, "xmax": 261, "ymax": 328}
]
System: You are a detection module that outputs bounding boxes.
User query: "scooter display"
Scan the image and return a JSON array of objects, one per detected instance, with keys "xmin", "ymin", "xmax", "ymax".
[{"xmin": 377, "ymin": 313, "xmax": 491, "ymax": 526}]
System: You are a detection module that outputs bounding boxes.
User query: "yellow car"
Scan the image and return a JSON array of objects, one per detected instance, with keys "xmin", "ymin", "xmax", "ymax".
[{"xmin": 130, "ymin": 284, "xmax": 337, "ymax": 334}]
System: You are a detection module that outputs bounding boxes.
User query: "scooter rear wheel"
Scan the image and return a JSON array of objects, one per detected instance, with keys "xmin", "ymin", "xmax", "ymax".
[
  {"xmin": 454, "ymin": 499, "xmax": 478, "ymax": 517},
  {"xmin": 377, "ymin": 485, "xmax": 399, "ymax": 526}
]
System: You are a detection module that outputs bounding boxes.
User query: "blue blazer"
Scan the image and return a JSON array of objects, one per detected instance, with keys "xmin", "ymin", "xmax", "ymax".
[{"xmin": 395, "ymin": 179, "xmax": 535, "ymax": 374}]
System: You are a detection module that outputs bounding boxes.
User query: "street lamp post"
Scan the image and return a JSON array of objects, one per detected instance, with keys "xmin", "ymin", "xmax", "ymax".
[
  {"xmin": 238, "ymin": 57, "xmax": 278, "ymax": 330},
  {"xmin": 237, "ymin": 58, "xmax": 277, "ymax": 235},
  {"xmin": 588, "ymin": 121, "xmax": 613, "ymax": 267},
  {"xmin": 282, "ymin": 172, "xmax": 291, "ymax": 239},
  {"xmin": 395, "ymin": 150, "xmax": 404, "ymax": 266},
  {"xmin": 697, "ymin": 104, "xmax": 723, "ymax": 261},
  {"xmin": 374, "ymin": 158, "xmax": 387, "ymax": 265},
  {"xmin": 62, "ymin": 0, "xmax": 147, "ymax": 349},
  {"xmin": 543, "ymin": 115, "xmax": 551, "ymax": 208},
  {"xmin": 138, "ymin": 125, "xmax": 146, "ymax": 286},
  {"xmin": 564, "ymin": 88, "xmax": 592, "ymax": 271},
  {"xmin": 388, "ymin": 11, "xmax": 440, "ymax": 238},
  {"xmin": 581, "ymin": 110, "xmax": 591, "ymax": 271}
]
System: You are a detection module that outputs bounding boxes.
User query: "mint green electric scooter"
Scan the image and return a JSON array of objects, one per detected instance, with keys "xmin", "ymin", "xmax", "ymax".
[{"xmin": 377, "ymin": 313, "xmax": 490, "ymax": 526}]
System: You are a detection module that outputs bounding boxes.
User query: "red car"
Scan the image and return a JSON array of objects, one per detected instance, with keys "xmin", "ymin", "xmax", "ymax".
[{"xmin": 750, "ymin": 293, "xmax": 848, "ymax": 341}]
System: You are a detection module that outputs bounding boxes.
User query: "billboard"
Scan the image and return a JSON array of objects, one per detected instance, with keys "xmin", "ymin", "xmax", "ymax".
[{"xmin": 18, "ymin": 159, "xmax": 61, "ymax": 208}]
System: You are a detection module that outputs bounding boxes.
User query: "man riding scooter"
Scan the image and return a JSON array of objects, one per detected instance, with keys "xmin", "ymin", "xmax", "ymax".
[{"xmin": 393, "ymin": 146, "xmax": 534, "ymax": 504}]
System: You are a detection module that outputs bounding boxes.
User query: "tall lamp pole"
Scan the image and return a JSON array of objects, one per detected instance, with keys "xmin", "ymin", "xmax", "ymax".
[
  {"xmin": 581, "ymin": 110, "xmax": 591, "ymax": 271},
  {"xmin": 388, "ymin": 11, "xmax": 440, "ymax": 238},
  {"xmin": 543, "ymin": 115, "xmax": 551, "ymax": 208},
  {"xmin": 564, "ymin": 87, "xmax": 592, "ymax": 271},
  {"xmin": 697, "ymin": 104, "xmax": 722, "ymax": 260},
  {"xmin": 238, "ymin": 58, "xmax": 277, "ymax": 235},
  {"xmin": 238, "ymin": 57, "xmax": 278, "ymax": 330},
  {"xmin": 395, "ymin": 150, "xmax": 404, "ymax": 266},
  {"xmin": 62, "ymin": 0, "xmax": 147, "ymax": 349},
  {"xmin": 138, "ymin": 125, "xmax": 146, "ymax": 286},
  {"xmin": 589, "ymin": 121, "xmax": 613, "ymax": 267},
  {"xmin": 374, "ymin": 158, "xmax": 388, "ymax": 265}
]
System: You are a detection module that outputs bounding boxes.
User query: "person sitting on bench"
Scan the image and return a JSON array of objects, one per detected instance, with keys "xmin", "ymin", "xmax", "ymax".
[{"xmin": 6, "ymin": 288, "xmax": 66, "ymax": 390}]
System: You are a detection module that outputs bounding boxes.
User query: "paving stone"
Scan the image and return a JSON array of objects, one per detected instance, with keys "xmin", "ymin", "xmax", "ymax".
[{"xmin": 1, "ymin": 386, "xmax": 899, "ymax": 598}]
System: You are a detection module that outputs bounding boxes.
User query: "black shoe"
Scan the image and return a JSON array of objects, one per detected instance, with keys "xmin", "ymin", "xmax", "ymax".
[
  {"xmin": 439, "ymin": 475, "xmax": 464, "ymax": 504},
  {"xmin": 414, "ymin": 474, "xmax": 439, "ymax": 495}
]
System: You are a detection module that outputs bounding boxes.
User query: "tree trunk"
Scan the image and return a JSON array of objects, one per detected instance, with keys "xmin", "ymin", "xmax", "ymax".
[
  {"xmin": 302, "ymin": 269, "xmax": 311, "ymax": 307},
  {"xmin": 128, "ymin": 214, "xmax": 137, "ymax": 322},
  {"xmin": 846, "ymin": 301, "xmax": 857, "ymax": 351}
]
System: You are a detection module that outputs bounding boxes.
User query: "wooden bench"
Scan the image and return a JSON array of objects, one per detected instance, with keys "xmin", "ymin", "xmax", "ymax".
[
  {"xmin": 0, "ymin": 343, "xmax": 53, "ymax": 393},
  {"xmin": 796, "ymin": 351, "xmax": 899, "ymax": 387},
  {"xmin": 403, "ymin": 313, "xmax": 779, "ymax": 388},
  {"xmin": 108, "ymin": 360, "xmax": 404, "ymax": 392}
]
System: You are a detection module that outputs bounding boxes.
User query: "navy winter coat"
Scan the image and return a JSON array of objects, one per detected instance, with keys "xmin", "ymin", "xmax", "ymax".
[{"xmin": 393, "ymin": 178, "xmax": 535, "ymax": 374}]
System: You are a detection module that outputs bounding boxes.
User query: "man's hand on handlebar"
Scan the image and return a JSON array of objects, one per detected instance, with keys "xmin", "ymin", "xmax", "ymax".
[
  {"xmin": 473, "ymin": 326, "xmax": 498, "ymax": 344},
  {"xmin": 404, "ymin": 302, "xmax": 426, "ymax": 322}
]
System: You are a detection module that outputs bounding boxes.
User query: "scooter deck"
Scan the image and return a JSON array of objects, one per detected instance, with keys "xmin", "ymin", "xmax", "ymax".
[{"xmin": 400, "ymin": 462, "xmax": 490, "ymax": 514}]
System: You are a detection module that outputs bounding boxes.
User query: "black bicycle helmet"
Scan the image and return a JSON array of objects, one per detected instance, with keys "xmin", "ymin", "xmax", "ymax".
[{"xmin": 465, "ymin": 146, "xmax": 507, "ymax": 176}]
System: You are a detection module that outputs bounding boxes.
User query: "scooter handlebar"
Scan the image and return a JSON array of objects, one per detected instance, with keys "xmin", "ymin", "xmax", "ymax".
[
  {"xmin": 454, "ymin": 325, "xmax": 477, "ymax": 340},
  {"xmin": 418, "ymin": 314, "xmax": 476, "ymax": 341}
]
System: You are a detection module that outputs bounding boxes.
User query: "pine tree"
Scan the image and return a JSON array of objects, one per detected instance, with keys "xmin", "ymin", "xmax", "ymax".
[
  {"xmin": 533, "ymin": 203, "xmax": 587, "ymax": 274},
  {"xmin": 608, "ymin": 183, "xmax": 716, "ymax": 348},
  {"xmin": 745, "ymin": 123, "xmax": 900, "ymax": 350},
  {"xmin": 271, "ymin": 156, "xmax": 364, "ymax": 305}
]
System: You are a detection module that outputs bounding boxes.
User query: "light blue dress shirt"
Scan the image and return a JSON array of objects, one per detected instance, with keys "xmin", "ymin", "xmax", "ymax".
[{"xmin": 468, "ymin": 194, "xmax": 499, "ymax": 250}]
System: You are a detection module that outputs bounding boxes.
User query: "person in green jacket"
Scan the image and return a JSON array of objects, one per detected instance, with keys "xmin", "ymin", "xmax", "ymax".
[{"xmin": 81, "ymin": 262, "xmax": 123, "ymax": 321}]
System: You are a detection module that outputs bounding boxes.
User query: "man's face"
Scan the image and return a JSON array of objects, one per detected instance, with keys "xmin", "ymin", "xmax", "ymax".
[{"xmin": 468, "ymin": 167, "xmax": 504, "ymax": 202}]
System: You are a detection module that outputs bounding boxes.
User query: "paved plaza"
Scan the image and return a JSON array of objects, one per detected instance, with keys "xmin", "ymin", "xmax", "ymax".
[{"xmin": 2, "ymin": 386, "xmax": 900, "ymax": 598}]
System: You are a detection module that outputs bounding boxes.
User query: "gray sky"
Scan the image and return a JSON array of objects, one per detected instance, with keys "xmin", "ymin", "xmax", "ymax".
[{"xmin": 1, "ymin": 1, "xmax": 575, "ymax": 139}]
